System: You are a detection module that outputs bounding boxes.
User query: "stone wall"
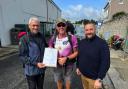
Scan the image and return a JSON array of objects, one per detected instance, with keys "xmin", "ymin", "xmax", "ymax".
[{"xmin": 98, "ymin": 16, "xmax": 128, "ymax": 40}]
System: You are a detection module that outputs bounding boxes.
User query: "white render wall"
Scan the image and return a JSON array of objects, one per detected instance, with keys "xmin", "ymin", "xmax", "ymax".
[{"xmin": 0, "ymin": 0, "xmax": 61, "ymax": 46}]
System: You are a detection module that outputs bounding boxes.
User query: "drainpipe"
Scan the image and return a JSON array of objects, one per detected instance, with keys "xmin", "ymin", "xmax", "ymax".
[
  {"xmin": 46, "ymin": 0, "xmax": 48, "ymax": 22},
  {"xmin": 0, "ymin": 4, "xmax": 5, "ymax": 47},
  {"xmin": 46, "ymin": 0, "xmax": 49, "ymax": 36}
]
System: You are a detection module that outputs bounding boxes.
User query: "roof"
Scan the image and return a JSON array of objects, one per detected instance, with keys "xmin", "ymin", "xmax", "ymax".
[
  {"xmin": 48, "ymin": 0, "xmax": 61, "ymax": 12},
  {"xmin": 104, "ymin": 2, "xmax": 109, "ymax": 9}
]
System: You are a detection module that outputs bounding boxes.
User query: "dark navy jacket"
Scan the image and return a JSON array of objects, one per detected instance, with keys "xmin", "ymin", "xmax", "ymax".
[
  {"xmin": 19, "ymin": 32, "xmax": 47, "ymax": 76},
  {"xmin": 77, "ymin": 35, "xmax": 110, "ymax": 80}
]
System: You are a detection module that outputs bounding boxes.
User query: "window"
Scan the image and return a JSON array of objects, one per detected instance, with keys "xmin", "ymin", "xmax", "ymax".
[{"xmin": 118, "ymin": 0, "xmax": 124, "ymax": 4}]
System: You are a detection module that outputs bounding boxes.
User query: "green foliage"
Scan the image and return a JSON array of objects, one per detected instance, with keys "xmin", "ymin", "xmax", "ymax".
[
  {"xmin": 107, "ymin": 36, "xmax": 114, "ymax": 46},
  {"xmin": 99, "ymin": 33, "xmax": 104, "ymax": 39},
  {"xmin": 75, "ymin": 19, "xmax": 97, "ymax": 25},
  {"xmin": 75, "ymin": 19, "xmax": 84, "ymax": 24},
  {"xmin": 112, "ymin": 12, "xmax": 127, "ymax": 20}
]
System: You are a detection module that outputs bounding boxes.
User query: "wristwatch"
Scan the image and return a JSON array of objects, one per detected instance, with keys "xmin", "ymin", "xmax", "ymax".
[{"xmin": 97, "ymin": 78, "xmax": 102, "ymax": 82}]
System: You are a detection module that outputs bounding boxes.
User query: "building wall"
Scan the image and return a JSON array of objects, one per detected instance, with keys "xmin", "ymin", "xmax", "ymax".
[
  {"xmin": 22, "ymin": 0, "xmax": 47, "ymax": 22},
  {"xmin": 0, "ymin": 0, "xmax": 24, "ymax": 46},
  {"xmin": 0, "ymin": 0, "xmax": 61, "ymax": 46},
  {"xmin": 47, "ymin": 0, "xmax": 61, "ymax": 22},
  {"xmin": 104, "ymin": 0, "xmax": 128, "ymax": 20},
  {"xmin": 109, "ymin": 0, "xmax": 128, "ymax": 19},
  {"xmin": 99, "ymin": 16, "xmax": 128, "ymax": 40}
]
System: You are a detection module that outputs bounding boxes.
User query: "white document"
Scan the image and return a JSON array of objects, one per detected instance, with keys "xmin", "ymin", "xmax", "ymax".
[{"xmin": 43, "ymin": 48, "xmax": 58, "ymax": 67}]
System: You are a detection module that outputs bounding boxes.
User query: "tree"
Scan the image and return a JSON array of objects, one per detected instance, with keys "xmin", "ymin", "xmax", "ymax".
[
  {"xmin": 112, "ymin": 12, "xmax": 128, "ymax": 20},
  {"xmin": 75, "ymin": 19, "xmax": 97, "ymax": 25}
]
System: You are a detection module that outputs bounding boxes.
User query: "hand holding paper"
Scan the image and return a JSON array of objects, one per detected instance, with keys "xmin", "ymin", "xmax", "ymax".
[{"xmin": 37, "ymin": 63, "xmax": 45, "ymax": 68}]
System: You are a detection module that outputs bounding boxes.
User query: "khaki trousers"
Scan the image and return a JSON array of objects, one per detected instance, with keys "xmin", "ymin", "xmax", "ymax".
[{"xmin": 81, "ymin": 75, "xmax": 102, "ymax": 89}]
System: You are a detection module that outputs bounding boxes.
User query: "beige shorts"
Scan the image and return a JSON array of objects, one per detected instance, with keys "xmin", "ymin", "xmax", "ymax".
[{"xmin": 53, "ymin": 65, "xmax": 73, "ymax": 83}]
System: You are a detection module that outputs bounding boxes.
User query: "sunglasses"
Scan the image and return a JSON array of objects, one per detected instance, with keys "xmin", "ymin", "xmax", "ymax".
[{"xmin": 57, "ymin": 23, "xmax": 66, "ymax": 27}]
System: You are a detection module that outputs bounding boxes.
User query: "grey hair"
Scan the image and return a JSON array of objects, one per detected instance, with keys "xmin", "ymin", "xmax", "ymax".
[{"xmin": 28, "ymin": 17, "xmax": 40, "ymax": 24}]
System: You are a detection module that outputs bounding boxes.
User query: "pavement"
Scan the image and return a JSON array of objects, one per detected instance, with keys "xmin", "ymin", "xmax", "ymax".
[
  {"xmin": 0, "ymin": 45, "xmax": 128, "ymax": 89},
  {"xmin": 108, "ymin": 49, "xmax": 128, "ymax": 89},
  {"xmin": 0, "ymin": 45, "xmax": 18, "ymax": 60}
]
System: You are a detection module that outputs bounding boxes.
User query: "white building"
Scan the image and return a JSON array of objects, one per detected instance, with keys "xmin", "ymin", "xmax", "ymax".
[{"xmin": 0, "ymin": 0, "xmax": 61, "ymax": 46}]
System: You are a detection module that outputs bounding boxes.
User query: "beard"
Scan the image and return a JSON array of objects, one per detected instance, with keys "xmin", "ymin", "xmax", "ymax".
[
  {"xmin": 85, "ymin": 34, "xmax": 95, "ymax": 39},
  {"xmin": 32, "ymin": 30, "xmax": 39, "ymax": 34}
]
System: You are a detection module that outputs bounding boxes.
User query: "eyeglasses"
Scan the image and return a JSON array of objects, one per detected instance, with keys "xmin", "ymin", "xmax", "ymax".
[{"xmin": 57, "ymin": 23, "xmax": 66, "ymax": 27}]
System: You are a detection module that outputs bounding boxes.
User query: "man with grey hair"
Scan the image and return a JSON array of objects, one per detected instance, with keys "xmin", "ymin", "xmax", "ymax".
[{"xmin": 19, "ymin": 17, "xmax": 47, "ymax": 89}]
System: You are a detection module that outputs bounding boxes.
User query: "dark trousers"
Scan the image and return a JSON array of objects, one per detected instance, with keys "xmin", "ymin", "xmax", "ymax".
[{"xmin": 26, "ymin": 74, "xmax": 45, "ymax": 89}]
